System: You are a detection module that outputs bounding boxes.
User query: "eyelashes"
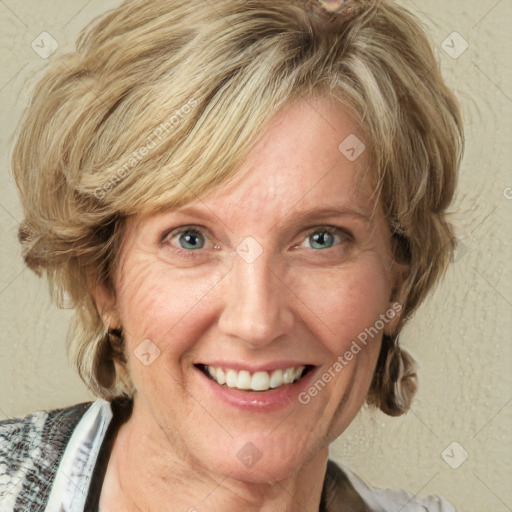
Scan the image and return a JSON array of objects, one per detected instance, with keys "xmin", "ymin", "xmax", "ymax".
[
  {"xmin": 294, "ymin": 226, "xmax": 351, "ymax": 250},
  {"xmin": 160, "ymin": 224, "xmax": 353, "ymax": 259},
  {"xmin": 160, "ymin": 225, "xmax": 214, "ymax": 258}
]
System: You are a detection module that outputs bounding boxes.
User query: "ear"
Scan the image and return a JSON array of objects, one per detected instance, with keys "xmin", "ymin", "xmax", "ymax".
[
  {"xmin": 385, "ymin": 260, "xmax": 410, "ymax": 335},
  {"xmin": 86, "ymin": 269, "xmax": 121, "ymax": 330}
]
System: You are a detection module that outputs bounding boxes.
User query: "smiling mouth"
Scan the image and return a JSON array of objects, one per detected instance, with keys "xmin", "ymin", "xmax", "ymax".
[{"xmin": 195, "ymin": 364, "xmax": 314, "ymax": 392}]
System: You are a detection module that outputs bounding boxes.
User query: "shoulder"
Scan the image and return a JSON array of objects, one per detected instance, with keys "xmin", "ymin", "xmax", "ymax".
[
  {"xmin": 327, "ymin": 460, "xmax": 457, "ymax": 512},
  {"xmin": 0, "ymin": 401, "xmax": 94, "ymax": 462},
  {"xmin": 0, "ymin": 401, "xmax": 95, "ymax": 510}
]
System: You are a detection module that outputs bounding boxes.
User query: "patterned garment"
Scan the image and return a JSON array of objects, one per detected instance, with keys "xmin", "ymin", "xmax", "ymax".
[
  {"xmin": 0, "ymin": 401, "xmax": 93, "ymax": 511},
  {"xmin": 0, "ymin": 399, "xmax": 456, "ymax": 512}
]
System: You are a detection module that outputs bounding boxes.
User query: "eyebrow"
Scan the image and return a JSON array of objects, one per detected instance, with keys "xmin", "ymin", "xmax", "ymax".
[
  {"xmin": 280, "ymin": 206, "xmax": 371, "ymax": 223},
  {"xmin": 172, "ymin": 204, "xmax": 372, "ymax": 227}
]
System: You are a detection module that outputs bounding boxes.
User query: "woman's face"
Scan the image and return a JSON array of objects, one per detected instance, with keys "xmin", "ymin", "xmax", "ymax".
[{"xmin": 103, "ymin": 97, "xmax": 402, "ymax": 483}]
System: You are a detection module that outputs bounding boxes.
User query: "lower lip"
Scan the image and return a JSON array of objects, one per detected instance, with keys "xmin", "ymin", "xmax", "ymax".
[{"xmin": 195, "ymin": 366, "xmax": 318, "ymax": 411}]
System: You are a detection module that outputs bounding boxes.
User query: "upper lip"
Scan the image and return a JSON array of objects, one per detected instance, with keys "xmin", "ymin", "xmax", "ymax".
[{"xmin": 195, "ymin": 361, "xmax": 316, "ymax": 373}]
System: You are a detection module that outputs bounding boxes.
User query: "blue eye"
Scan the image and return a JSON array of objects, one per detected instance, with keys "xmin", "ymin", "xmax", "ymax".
[
  {"xmin": 161, "ymin": 224, "xmax": 351, "ymax": 259},
  {"xmin": 171, "ymin": 228, "xmax": 205, "ymax": 250},
  {"xmin": 309, "ymin": 229, "xmax": 336, "ymax": 249},
  {"xmin": 301, "ymin": 227, "xmax": 349, "ymax": 250}
]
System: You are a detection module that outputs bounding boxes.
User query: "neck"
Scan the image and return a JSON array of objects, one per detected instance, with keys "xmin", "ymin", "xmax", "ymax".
[{"xmin": 101, "ymin": 398, "xmax": 329, "ymax": 512}]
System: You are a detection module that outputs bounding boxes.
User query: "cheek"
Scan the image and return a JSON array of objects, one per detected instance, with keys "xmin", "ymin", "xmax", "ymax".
[
  {"xmin": 115, "ymin": 256, "xmax": 224, "ymax": 356},
  {"xmin": 115, "ymin": 250, "xmax": 392, "ymax": 369},
  {"xmin": 293, "ymin": 260, "xmax": 392, "ymax": 354}
]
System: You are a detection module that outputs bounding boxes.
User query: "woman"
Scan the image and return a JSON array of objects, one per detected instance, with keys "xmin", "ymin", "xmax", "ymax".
[{"xmin": 0, "ymin": 0, "xmax": 463, "ymax": 510}]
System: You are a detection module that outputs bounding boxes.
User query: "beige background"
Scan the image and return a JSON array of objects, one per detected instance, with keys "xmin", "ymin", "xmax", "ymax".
[{"xmin": 0, "ymin": 1, "xmax": 511, "ymax": 511}]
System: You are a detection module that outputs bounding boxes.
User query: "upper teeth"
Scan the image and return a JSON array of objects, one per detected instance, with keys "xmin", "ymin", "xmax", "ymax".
[{"xmin": 205, "ymin": 365, "xmax": 306, "ymax": 392}]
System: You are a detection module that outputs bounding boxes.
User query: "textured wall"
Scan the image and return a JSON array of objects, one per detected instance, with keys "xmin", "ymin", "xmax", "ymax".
[{"xmin": 0, "ymin": 1, "xmax": 510, "ymax": 511}]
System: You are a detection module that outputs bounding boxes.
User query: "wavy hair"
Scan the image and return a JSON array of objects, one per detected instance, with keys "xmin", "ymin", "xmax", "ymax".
[{"xmin": 11, "ymin": 0, "xmax": 463, "ymax": 414}]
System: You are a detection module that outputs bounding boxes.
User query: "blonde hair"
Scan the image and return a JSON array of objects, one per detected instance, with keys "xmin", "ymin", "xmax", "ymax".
[{"xmin": 11, "ymin": 0, "xmax": 463, "ymax": 415}]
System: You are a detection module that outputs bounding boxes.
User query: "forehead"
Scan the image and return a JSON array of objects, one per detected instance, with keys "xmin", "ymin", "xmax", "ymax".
[
  {"xmin": 131, "ymin": 97, "xmax": 379, "ymax": 232},
  {"xmin": 190, "ymin": 97, "xmax": 375, "ymax": 220}
]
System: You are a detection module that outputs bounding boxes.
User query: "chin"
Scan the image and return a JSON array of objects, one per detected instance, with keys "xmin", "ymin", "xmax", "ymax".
[
  {"xmin": 197, "ymin": 432, "xmax": 318, "ymax": 484},
  {"xmin": 214, "ymin": 455, "xmax": 303, "ymax": 484}
]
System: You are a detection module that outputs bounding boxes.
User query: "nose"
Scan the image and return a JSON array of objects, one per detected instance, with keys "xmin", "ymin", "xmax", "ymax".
[{"xmin": 217, "ymin": 247, "xmax": 294, "ymax": 348}]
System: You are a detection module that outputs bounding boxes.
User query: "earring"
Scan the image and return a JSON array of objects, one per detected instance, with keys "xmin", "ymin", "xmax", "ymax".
[
  {"xmin": 106, "ymin": 326, "xmax": 127, "ymax": 362},
  {"xmin": 108, "ymin": 326, "xmax": 124, "ymax": 346}
]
